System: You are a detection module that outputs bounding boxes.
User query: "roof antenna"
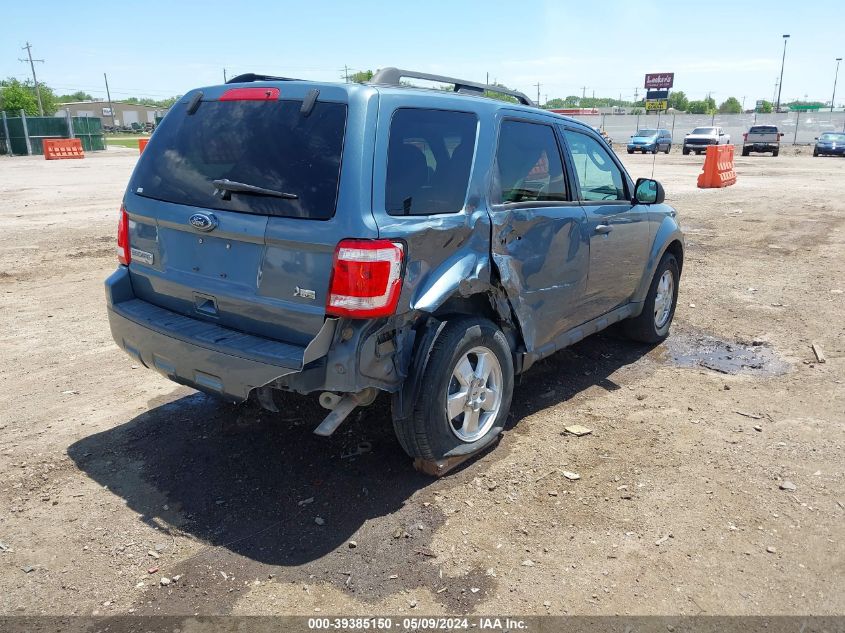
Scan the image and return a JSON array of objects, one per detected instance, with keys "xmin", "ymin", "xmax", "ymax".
[{"xmin": 651, "ymin": 110, "xmax": 661, "ymax": 179}]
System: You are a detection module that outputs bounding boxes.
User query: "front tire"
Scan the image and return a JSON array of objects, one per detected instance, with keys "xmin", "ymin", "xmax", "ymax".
[
  {"xmin": 627, "ymin": 149, "xmax": 634, "ymax": 154},
  {"xmin": 665, "ymin": 144, "xmax": 671, "ymax": 154},
  {"xmin": 623, "ymin": 253, "xmax": 680, "ymax": 344},
  {"xmin": 773, "ymin": 149, "xmax": 779, "ymax": 157},
  {"xmin": 813, "ymin": 149, "xmax": 819, "ymax": 157},
  {"xmin": 394, "ymin": 317, "xmax": 514, "ymax": 462},
  {"xmin": 682, "ymin": 147, "xmax": 690, "ymax": 155},
  {"xmin": 742, "ymin": 148, "xmax": 750, "ymax": 156}
]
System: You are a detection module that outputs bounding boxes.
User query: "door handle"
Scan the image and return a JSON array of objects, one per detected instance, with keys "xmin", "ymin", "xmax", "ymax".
[{"xmin": 595, "ymin": 224, "xmax": 613, "ymax": 235}]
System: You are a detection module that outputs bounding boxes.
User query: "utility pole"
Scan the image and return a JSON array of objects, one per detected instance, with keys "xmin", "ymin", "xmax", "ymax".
[
  {"xmin": 19, "ymin": 42, "xmax": 44, "ymax": 116},
  {"xmin": 581, "ymin": 86, "xmax": 587, "ymax": 100},
  {"xmin": 634, "ymin": 87, "xmax": 639, "ymax": 102},
  {"xmin": 534, "ymin": 82, "xmax": 540, "ymax": 105},
  {"xmin": 832, "ymin": 57, "xmax": 842, "ymax": 112},
  {"xmin": 341, "ymin": 65, "xmax": 350, "ymax": 83},
  {"xmin": 103, "ymin": 73, "xmax": 116, "ymax": 129},
  {"xmin": 223, "ymin": 68, "xmax": 227, "ymax": 82},
  {"xmin": 776, "ymin": 34, "xmax": 790, "ymax": 113}
]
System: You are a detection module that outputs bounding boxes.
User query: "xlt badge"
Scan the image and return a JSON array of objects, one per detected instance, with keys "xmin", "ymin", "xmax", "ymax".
[{"xmin": 294, "ymin": 286, "xmax": 316, "ymax": 300}]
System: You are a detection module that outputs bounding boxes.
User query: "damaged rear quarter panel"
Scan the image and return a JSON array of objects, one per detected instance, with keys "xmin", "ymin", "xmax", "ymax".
[{"xmin": 370, "ymin": 92, "xmax": 498, "ymax": 317}]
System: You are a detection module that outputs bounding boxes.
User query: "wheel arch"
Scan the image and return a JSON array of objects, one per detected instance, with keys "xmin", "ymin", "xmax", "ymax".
[{"xmin": 632, "ymin": 220, "xmax": 684, "ymax": 306}]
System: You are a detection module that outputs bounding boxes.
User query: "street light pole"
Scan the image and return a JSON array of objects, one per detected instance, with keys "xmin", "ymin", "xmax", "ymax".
[
  {"xmin": 775, "ymin": 34, "xmax": 790, "ymax": 113},
  {"xmin": 832, "ymin": 57, "xmax": 843, "ymax": 112}
]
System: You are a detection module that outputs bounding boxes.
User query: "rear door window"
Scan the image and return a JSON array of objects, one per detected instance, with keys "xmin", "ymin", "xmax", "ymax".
[
  {"xmin": 493, "ymin": 120, "xmax": 568, "ymax": 204},
  {"xmin": 385, "ymin": 108, "xmax": 477, "ymax": 215},
  {"xmin": 130, "ymin": 98, "xmax": 347, "ymax": 219}
]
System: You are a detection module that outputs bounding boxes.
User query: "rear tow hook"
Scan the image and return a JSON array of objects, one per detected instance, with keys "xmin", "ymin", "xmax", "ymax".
[{"xmin": 313, "ymin": 388, "xmax": 377, "ymax": 437}]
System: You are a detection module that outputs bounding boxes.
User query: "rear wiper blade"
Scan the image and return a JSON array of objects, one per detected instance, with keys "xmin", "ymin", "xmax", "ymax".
[{"xmin": 212, "ymin": 179, "xmax": 298, "ymax": 200}]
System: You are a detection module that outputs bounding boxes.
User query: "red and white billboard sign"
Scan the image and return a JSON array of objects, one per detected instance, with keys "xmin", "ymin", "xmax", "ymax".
[{"xmin": 644, "ymin": 73, "xmax": 674, "ymax": 89}]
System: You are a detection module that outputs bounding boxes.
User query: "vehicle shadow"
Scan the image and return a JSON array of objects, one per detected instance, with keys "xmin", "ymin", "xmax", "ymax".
[{"xmin": 67, "ymin": 331, "xmax": 656, "ymax": 569}]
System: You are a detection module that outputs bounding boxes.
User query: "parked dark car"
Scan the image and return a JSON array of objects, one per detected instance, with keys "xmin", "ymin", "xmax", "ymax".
[
  {"xmin": 106, "ymin": 68, "xmax": 684, "ymax": 473},
  {"xmin": 813, "ymin": 132, "xmax": 845, "ymax": 156}
]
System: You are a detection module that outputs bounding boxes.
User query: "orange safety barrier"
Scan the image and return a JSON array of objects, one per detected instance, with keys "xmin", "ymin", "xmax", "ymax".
[
  {"xmin": 138, "ymin": 138, "xmax": 149, "ymax": 153},
  {"xmin": 697, "ymin": 144, "xmax": 736, "ymax": 188},
  {"xmin": 43, "ymin": 138, "xmax": 85, "ymax": 160}
]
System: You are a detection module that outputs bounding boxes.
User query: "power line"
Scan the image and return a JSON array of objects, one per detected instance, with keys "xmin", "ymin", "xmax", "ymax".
[{"xmin": 18, "ymin": 41, "xmax": 45, "ymax": 116}]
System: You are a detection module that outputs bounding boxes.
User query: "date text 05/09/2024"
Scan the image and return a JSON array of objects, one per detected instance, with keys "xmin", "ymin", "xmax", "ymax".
[{"xmin": 307, "ymin": 617, "xmax": 528, "ymax": 631}]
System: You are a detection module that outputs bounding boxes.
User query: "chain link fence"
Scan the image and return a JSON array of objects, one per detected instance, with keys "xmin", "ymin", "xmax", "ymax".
[
  {"xmin": 575, "ymin": 112, "xmax": 845, "ymax": 146},
  {"xmin": 0, "ymin": 111, "xmax": 105, "ymax": 156}
]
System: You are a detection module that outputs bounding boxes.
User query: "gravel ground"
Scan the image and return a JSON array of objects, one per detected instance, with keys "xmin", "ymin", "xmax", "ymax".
[{"xmin": 0, "ymin": 145, "xmax": 843, "ymax": 617}]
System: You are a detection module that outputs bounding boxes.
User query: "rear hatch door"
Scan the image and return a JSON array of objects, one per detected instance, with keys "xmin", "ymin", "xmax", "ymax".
[{"xmin": 123, "ymin": 83, "xmax": 370, "ymax": 347}]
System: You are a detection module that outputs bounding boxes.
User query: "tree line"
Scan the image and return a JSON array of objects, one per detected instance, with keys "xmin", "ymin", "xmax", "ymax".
[
  {"xmin": 2, "ymin": 72, "xmax": 826, "ymax": 117},
  {"xmin": 0, "ymin": 78, "xmax": 180, "ymax": 116}
]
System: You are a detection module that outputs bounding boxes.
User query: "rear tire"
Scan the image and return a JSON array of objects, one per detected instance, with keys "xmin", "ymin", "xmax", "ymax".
[
  {"xmin": 773, "ymin": 149, "xmax": 779, "ymax": 157},
  {"xmin": 623, "ymin": 253, "xmax": 680, "ymax": 344},
  {"xmin": 682, "ymin": 147, "xmax": 690, "ymax": 155},
  {"xmin": 393, "ymin": 317, "xmax": 514, "ymax": 462},
  {"xmin": 665, "ymin": 144, "xmax": 671, "ymax": 154},
  {"xmin": 742, "ymin": 148, "xmax": 750, "ymax": 156},
  {"xmin": 813, "ymin": 149, "xmax": 819, "ymax": 157},
  {"xmin": 627, "ymin": 149, "xmax": 634, "ymax": 154},
  {"xmin": 652, "ymin": 146, "xmax": 658, "ymax": 154}
]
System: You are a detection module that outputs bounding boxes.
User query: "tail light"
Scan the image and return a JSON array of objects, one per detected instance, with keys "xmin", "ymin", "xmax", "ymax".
[
  {"xmin": 117, "ymin": 205, "xmax": 131, "ymax": 265},
  {"xmin": 327, "ymin": 239, "xmax": 404, "ymax": 318}
]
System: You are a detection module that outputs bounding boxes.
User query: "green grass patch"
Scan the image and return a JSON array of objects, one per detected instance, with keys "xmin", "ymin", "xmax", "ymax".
[{"xmin": 106, "ymin": 137, "xmax": 145, "ymax": 148}]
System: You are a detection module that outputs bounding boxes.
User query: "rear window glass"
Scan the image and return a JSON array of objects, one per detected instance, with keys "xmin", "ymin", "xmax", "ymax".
[
  {"xmin": 129, "ymin": 98, "xmax": 347, "ymax": 219},
  {"xmin": 750, "ymin": 126, "xmax": 778, "ymax": 133},
  {"xmin": 385, "ymin": 108, "xmax": 477, "ymax": 215}
]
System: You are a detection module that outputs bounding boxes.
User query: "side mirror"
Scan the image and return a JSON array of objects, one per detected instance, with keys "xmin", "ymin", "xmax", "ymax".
[
  {"xmin": 719, "ymin": 132, "xmax": 725, "ymax": 136},
  {"xmin": 634, "ymin": 178, "xmax": 665, "ymax": 205},
  {"xmin": 815, "ymin": 137, "xmax": 819, "ymax": 140},
  {"xmin": 780, "ymin": 133, "xmax": 785, "ymax": 137}
]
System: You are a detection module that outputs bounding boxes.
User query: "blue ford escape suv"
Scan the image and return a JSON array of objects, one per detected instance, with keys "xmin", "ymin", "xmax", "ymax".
[{"xmin": 107, "ymin": 68, "xmax": 684, "ymax": 475}]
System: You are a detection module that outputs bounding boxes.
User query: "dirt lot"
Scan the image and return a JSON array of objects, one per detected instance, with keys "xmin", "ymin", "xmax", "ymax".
[{"xmin": 0, "ymin": 145, "xmax": 843, "ymax": 617}]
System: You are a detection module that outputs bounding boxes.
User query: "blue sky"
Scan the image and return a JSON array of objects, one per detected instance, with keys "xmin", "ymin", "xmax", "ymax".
[{"xmin": 2, "ymin": 0, "xmax": 843, "ymax": 105}]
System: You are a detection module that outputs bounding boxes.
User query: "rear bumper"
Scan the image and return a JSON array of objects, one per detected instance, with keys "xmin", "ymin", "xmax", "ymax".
[
  {"xmin": 106, "ymin": 267, "xmax": 333, "ymax": 401},
  {"xmin": 744, "ymin": 143, "xmax": 779, "ymax": 151}
]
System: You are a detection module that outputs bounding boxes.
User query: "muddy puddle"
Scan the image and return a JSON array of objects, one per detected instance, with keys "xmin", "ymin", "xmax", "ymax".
[{"xmin": 660, "ymin": 328, "xmax": 791, "ymax": 376}]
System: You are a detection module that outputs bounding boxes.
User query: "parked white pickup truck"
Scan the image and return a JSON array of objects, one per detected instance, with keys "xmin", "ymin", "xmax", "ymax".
[
  {"xmin": 682, "ymin": 127, "xmax": 730, "ymax": 155},
  {"xmin": 742, "ymin": 125, "xmax": 784, "ymax": 156}
]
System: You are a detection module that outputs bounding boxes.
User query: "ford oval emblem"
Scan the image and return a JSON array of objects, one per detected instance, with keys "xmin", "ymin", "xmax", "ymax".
[{"xmin": 189, "ymin": 213, "xmax": 217, "ymax": 232}]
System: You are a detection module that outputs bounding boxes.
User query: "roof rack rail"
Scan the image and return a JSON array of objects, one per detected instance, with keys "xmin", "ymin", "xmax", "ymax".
[
  {"xmin": 370, "ymin": 67, "xmax": 536, "ymax": 107},
  {"xmin": 226, "ymin": 73, "xmax": 301, "ymax": 84}
]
